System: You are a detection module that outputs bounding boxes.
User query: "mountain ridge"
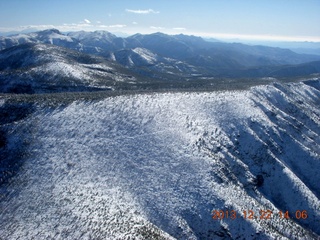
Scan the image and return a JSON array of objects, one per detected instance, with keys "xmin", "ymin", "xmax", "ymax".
[
  {"xmin": 1, "ymin": 29, "xmax": 320, "ymax": 66},
  {"xmin": 0, "ymin": 29, "xmax": 320, "ymax": 94},
  {"xmin": 0, "ymin": 79, "xmax": 319, "ymax": 239},
  {"xmin": 0, "ymin": 43, "xmax": 139, "ymax": 93}
]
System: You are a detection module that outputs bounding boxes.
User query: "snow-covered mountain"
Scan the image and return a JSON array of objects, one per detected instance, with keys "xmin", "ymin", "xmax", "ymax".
[
  {"xmin": 68, "ymin": 30, "xmax": 126, "ymax": 54},
  {"xmin": 126, "ymin": 32, "xmax": 320, "ymax": 67},
  {"xmin": 0, "ymin": 80, "xmax": 319, "ymax": 239},
  {"xmin": 0, "ymin": 43, "xmax": 138, "ymax": 93},
  {"xmin": 111, "ymin": 47, "xmax": 202, "ymax": 79},
  {"xmin": 1, "ymin": 29, "xmax": 320, "ymax": 80},
  {"xmin": 0, "ymin": 29, "xmax": 81, "ymax": 51},
  {"xmin": 113, "ymin": 47, "xmax": 160, "ymax": 67}
]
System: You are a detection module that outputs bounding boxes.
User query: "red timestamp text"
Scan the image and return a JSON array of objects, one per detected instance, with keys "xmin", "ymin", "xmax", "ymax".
[{"xmin": 212, "ymin": 210, "xmax": 308, "ymax": 220}]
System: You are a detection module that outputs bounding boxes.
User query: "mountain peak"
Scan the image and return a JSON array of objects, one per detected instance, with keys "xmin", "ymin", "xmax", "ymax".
[
  {"xmin": 37, "ymin": 28, "xmax": 61, "ymax": 35},
  {"xmin": 94, "ymin": 30, "xmax": 114, "ymax": 35},
  {"xmin": 174, "ymin": 33, "xmax": 205, "ymax": 42},
  {"xmin": 68, "ymin": 30, "xmax": 116, "ymax": 42}
]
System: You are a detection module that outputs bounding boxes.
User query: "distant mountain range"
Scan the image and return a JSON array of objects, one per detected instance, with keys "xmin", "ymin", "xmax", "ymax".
[{"xmin": 0, "ymin": 29, "xmax": 320, "ymax": 93}]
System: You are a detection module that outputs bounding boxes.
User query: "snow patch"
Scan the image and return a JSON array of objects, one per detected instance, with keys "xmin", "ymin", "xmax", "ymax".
[{"xmin": 133, "ymin": 47, "xmax": 158, "ymax": 64}]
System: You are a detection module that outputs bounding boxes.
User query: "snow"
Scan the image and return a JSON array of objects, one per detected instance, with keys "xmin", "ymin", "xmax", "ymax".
[
  {"xmin": 0, "ymin": 30, "xmax": 75, "ymax": 51},
  {"xmin": 42, "ymin": 31, "xmax": 74, "ymax": 44},
  {"xmin": 0, "ymin": 81, "xmax": 319, "ymax": 239},
  {"xmin": 29, "ymin": 60, "xmax": 130, "ymax": 87},
  {"xmin": 68, "ymin": 30, "xmax": 115, "ymax": 42},
  {"xmin": 132, "ymin": 47, "xmax": 158, "ymax": 64},
  {"xmin": 0, "ymin": 42, "xmax": 134, "ymax": 90}
]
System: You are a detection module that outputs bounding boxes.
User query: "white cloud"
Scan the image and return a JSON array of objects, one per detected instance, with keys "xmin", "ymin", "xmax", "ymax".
[
  {"xmin": 126, "ymin": 9, "xmax": 159, "ymax": 14},
  {"xmin": 186, "ymin": 31, "xmax": 320, "ymax": 42},
  {"xmin": 150, "ymin": 26, "xmax": 164, "ymax": 30},
  {"xmin": 84, "ymin": 19, "xmax": 91, "ymax": 24},
  {"xmin": 97, "ymin": 25, "xmax": 109, "ymax": 28},
  {"xmin": 108, "ymin": 24, "xmax": 127, "ymax": 28},
  {"xmin": 132, "ymin": 22, "xmax": 138, "ymax": 25},
  {"xmin": 6, "ymin": 21, "xmax": 127, "ymax": 33},
  {"xmin": 173, "ymin": 27, "xmax": 186, "ymax": 31},
  {"xmin": 19, "ymin": 25, "xmax": 56, "ymax": 30},
  {"xmin": 61, "ymin": 23, "xmax": 91, "ymax": 29},
  {"xmin": 96, "ymin": 21, "xmax": 101, "ymax": 24}
]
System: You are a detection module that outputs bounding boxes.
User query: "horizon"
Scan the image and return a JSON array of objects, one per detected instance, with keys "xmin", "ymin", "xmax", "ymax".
[
  {"xmin": 2, "ymin": 28, "xmax": 320, "ymax": 45},
  {"xmin": 0, "ymin": 0, "xmax": 319, "ymax": 43}
]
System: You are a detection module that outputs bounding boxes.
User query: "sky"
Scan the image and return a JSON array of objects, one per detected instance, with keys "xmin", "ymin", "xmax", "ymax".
[{"xmin": 0, "ymin": 0, "xmax": 319, "ymax": 42}]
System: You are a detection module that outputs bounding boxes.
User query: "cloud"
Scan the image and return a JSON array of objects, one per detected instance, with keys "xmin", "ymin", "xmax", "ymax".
[
  {"xmin": 18, "ymin": 25, "xmax": 56, "ymax": 30},
  {"xmin": 108, "ymin": 24, "xmax": 127, "ymax": 28},
  {"xmin": 84, "ymin": 19, "xmax": 91, "ymax": 24},
  {"xmin": 187, "ymin": 31, "xmax": 320, "ymax": 42},
  {"xmin": 97, "ymin": 25, "xmax": 109, "ymax": 28},
  {"xmin": 150, "ymin": 26, "xmax": 164, "ymax": 30},
  {"xmin": 132, "ymin": 22, "xmax": 138, "ymax": 25},
  {"xmin": 173, "ymin": 27, "xmax": 186, "ymax": 31},
  {"xmin": 8, "ymin": 21, "xmax": 128, "ymax": 33},
  {"xmin": 61, "ymin": 22, "xmax": 91, "ymax": 29},
  {"xmin": 126, "ymin": 9, "xmax": 159, "ymax": 14}
]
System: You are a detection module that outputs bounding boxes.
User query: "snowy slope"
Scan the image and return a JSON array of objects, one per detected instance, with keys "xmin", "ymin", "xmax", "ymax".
[
  {"xmin": 112, "ymin": 47, "xmax": 200, "ymax": 79},
  {"xmin": 132, "ymin": 48, "xmax": 158, "ymax": 64},
  {"xmin": 0, "ymin": 43, "xmax": 137, "ymax": 93},
  {"xmin": 113, "ymin": 48, "xmax": 158, "ymax": 67},
  {"xmin": 0, "ymin": 80, "xmax": 319, "ymax": 239},
  {"xmin": 0, "ymin": 29, "xmax": 80, "ymax": 51},
  {"xmin": 67, "ymin": 30, "xmax": 122, "ymax": 50}
]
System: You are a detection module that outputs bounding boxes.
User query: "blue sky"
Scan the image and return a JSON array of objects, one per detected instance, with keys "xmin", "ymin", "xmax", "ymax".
[{"xmin": 0, "ymin": 0, "xmax": 319, "ymax": 42}]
